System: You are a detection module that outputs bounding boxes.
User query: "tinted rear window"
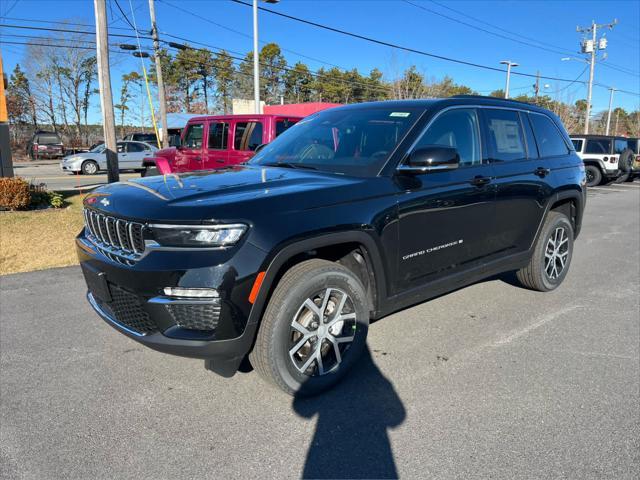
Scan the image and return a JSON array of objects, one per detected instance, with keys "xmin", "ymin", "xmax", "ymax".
[
  {"xmin": 37, "ymin": 134, "xmax": 61, "ymax": 144},
  {"xmin": 276, "ymin": 119, "xmax": 298, "ymax": 137},
  {"xmin": 483, "ymin": 109, "xmax": 526, "ymax": 162},
  {"xmin": 529, "ymin": 114, "xmax": 569, "ymax": 157},
  {"xmin": 571, "ymin": 139, "xmax": 583, "ymax": 151},
  {"xmin": 234, "ymin": 122, "xmax": 264, "ymax": 151},
  {"xmin": 614, "ymin": 139, "xmax": 628, "ymax": 154},
  {"xmin": 627, "ymin": 139, "xmax": 639, "ymax": 153},
  {"xmin": 585, "ymin": 139, "xmax": 611, "ymax": 154}
]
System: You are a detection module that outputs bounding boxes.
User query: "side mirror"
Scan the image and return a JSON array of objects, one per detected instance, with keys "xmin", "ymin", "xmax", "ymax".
[{"xmin": 398, "ymin": 146, "xmax": 460, "ymax": 174}]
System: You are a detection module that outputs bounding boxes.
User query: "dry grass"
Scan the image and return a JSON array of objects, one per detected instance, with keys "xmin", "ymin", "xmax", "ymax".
[{"xmin": 0, "ymin": 194, "xmax": 85, "ymax": 275}]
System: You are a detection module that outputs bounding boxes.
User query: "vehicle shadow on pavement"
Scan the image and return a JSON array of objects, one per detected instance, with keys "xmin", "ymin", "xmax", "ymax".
[{"xmin": 293, "ymin": 347, "xmax": 406, "ymax": 479}]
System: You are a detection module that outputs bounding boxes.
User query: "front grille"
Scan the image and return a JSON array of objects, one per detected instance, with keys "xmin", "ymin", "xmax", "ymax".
[
  {"xmin": 104, "ymin": 285, "xmax": 157, "ymax": 334},
  {"xmin": 83, "ymin": 208, "xmax": 145, "ymax": 263},
  {"xmin": 166, "ymin": 303, "xmax": 221, "ymax": 331}
]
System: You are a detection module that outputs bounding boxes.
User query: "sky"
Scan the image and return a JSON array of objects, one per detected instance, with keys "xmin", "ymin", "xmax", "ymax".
[{"xmin": 1, "ymin": 0, "xmax": 639, "ymax": 125}]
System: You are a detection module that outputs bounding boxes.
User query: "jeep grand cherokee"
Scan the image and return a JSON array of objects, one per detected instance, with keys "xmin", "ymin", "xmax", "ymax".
[{"xmin": 77, "ymin": 97, "xmax": 586, "ymax": 396}]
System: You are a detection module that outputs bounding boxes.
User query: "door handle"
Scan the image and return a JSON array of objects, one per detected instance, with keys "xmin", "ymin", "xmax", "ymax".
[
  {"xmin": 470, "ymin": 175, "xmax": 491, "ymax": 187},
  {"xmin": 534, "ymin": 167, "xmax": 551, "ymax": 177}
]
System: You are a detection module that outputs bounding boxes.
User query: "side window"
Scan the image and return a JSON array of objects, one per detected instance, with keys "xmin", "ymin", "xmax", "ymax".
[
  {"xmin": 571, "ymin": 139, "xmax": 583, "ymax": 152},
  {"xmin": 127, "ymin": 142, "xmax": 145, "ymax": 153},
  {"xmin": 116, "ymin": 143, "xmax": 126, "ymax": 153},
  {"xmin": 529, "ymin": 114, "xmax": 569, "ymax": 157},
  {"xmin": 183, "ymin": 123, "xmax": 204, "ymax": 149},
  {"xmin": 585, "ymin": 139, "xmax": 611, "ymax": 154},
  {"xmin": 234, "ymin": 122, "xmax": 264, "ymax": 151},
  {"xmin": 614, "ymin": 139, "xmax": 628, "ymax": 154},
  {"xmin": 276, "ymin": 119, "xmax": 298, "ymax": 137},
  {"xmin": 520, "ymin": 112, "xmax": 539, "ymax": 159},
  {"xmin": 483, "ymin": 109, "xmax": 526, "ymax": 162},
  {"xmin": 413, "ymin": 108, "xmax": 481, "ymax": 166},
  {"xmin": 208, "ymin": 122, "xmax": 229, "ymax": 150}
]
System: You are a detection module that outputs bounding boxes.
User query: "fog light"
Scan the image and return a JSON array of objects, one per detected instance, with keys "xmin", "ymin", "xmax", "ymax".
[{"xmin": 163, "ymin": 287, "xmax": 219, "ymax": 298}]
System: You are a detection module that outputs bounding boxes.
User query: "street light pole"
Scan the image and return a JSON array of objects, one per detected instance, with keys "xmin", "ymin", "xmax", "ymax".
[
  {"xmin": 605, "ymin": 87, "xmax": 616, "ymax": 135},
  {"xmin": 500, "ymin": 60, "xmax": 519, "ymax": 99},
  {"xmin": 252, "ymin": 0, "xmax": 260, "ymax": 114}
]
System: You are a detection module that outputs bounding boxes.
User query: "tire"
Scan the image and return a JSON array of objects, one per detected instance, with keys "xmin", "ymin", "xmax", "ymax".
[
  {"xmin": 81, "ymin": 160, "xmax": 99, "ymax": 175},
  {"xmin": 250, "ymin": 259, "xmax": 370, "ymax": 396},
  {"xmin": 584, "ymin": 164, "xmax": 602, "ymax": 187},
  {"xmin": 615, "ymin": 149, "xmax": 634, "ymax": 183},
  {"xmin": 516, "ymin": 211, "xmax": 574, "ymax": 292},
  {"xmin": 141, "ymin": 166, "xmax": 159, "ymax": 177}
]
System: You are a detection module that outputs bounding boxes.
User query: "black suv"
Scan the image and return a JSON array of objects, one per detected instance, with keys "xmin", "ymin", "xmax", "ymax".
[
  {"xmin": 27, "ymin": 130, "xmax": 64, "ymax": 159},
  {"xmin": 77, "ymin": 97, "xmax": 586, "ymax": 396}
]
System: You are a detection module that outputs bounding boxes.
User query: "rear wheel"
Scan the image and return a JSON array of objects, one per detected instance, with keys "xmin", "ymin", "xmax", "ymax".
[
  {"xmin": 250, "ymin": 259, "xmax": 369, "ymax": 396},
  {"xmin": 516, "ymin": 211, "xmax": 574, "ymax": 292},
  {"xmin": 81, "ymin": 160, "xmax": 99, "ymax": 175},
  {"xmin": 584, "ymin": 164, "xmax": 602, "ymax": 187}
]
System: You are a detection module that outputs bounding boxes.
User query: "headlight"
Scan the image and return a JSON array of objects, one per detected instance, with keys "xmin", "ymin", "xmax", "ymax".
[
  {"xmin": 65, "ymin": 156, "xmax": 81, "ymax": 163},
  {"xmin": 149, "ymin": 223, "xmax": 248, "ymax": 247}
]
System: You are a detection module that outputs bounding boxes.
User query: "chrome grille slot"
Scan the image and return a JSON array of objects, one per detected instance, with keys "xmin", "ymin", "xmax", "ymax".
[{"xmin": 83, "ymin": 208, "xmax": 145, "ymax": 263}]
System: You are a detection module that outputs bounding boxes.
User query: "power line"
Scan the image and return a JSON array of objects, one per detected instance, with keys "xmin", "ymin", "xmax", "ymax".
[
  {"xmin": 0, "ymin": 23, "xmax": 154, "ymax": 41},
  {"xmin": 112, "ymin": 0, "xmax": 139, "ymax": 33},
  {"xmin": 228, "ymin": 0, "xmax": 618, "ymax": 86},
  {"xmin": 0, "ymin": 15, "xmax": 132, "ymax": 31}
]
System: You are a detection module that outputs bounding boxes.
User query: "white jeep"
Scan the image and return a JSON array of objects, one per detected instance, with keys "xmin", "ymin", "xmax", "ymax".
[{"xmin": 570, "ymin": 135, "xmax": 630, "ymax": 187}]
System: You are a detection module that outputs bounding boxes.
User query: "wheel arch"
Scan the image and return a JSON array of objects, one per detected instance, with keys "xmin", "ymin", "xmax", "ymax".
[{"xmin": 247, "ymin": 232, "xmax": 388, "ymax": 330}]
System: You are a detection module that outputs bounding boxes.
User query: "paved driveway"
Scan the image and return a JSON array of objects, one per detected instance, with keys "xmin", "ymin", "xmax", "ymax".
[{"xmin": 1, "ymin": 182, "xmax": 638, "ymax": 479}]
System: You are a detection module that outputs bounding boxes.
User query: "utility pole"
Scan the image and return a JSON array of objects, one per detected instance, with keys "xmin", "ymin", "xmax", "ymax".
[
  {"xmin": 614, "ymin": 110, "xmax": 620, "ymax": 136},
  {"xmin": 605, "ymin": 87, "xmax": 616, "ymax": 135},
  {"xmin": 149, "ymin": 0, "xmax": 169, "ymax": 149},
  {"xmin": 252, "ymin": 0, "xmax": 261, "ymax": 114},
  {"xmin": 94, "ymin": 0, "xmax": 119, "ymax": 183},
  {"xmin": 534, "ymin": 71, "xmax": 540, "ymax": 104},
  {"xmin": 0, "ymin": 51, "xmax": 14, "ymax": 178},
  {"xmin": 577, "ymin": 19, "xmax": 617, "ymax": 134},
  {"xmin": 500, "ymin": 60, "xmax": 519, "ymax": 99}
]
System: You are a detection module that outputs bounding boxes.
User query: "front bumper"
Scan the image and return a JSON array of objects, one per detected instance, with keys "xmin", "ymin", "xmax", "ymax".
[{"xmin": 77, "ymin": 233, "xmax": 267, "ymax": 376}]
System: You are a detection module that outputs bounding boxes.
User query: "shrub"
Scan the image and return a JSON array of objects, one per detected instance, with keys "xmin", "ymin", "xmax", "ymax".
[
  {"xmin": 0, "ymin": 177, "xmax": 31, "ymax": 210},
  {"xmin": 29, "ymin": 182, "xmax": 49, "ymax": 208},
  {"xmin": 48, "ymin": 192, "xmax": 64, "ymax": 208}
]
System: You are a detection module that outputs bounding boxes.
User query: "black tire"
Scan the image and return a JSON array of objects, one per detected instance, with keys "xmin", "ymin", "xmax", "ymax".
[
  {"xmin": 615, "ymin": 149, "xmax": 634, "ymax": 183},
  {"xmin": 584, "ymin": 164, "xmax": 602, "ymax": 187},
  {"xmin": 81, "ymin": 160, "xmax": 99, "ymax": 175},
  {"xmin": 141, "ymin": 166, "xmax": 159, "ymax": 177},
  {"xmin": 250, "ymin": 259, "xmax": 370, "ymax": 396},
  {"xmin": 516, "ymin": 211, "xmax": 574, "ymax": 292}
]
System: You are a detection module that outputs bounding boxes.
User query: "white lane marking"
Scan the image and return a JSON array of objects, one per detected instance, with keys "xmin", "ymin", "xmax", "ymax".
[
  {"xmin": 493, "ymin": 305, "xmax": 581, "ymax": 346},
  {"xmin": 587, "ymin": 187, "xmax": 629, "ymax": 193},
  {"xmin": 550, "ymin": 350, "xmax": 639, "ymax": 361}
]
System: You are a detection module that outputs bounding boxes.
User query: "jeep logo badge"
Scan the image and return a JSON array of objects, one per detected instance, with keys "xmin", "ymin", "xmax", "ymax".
[{"xmin": 100, "ymin": 198, "xmax": 110, "ymax": 207}]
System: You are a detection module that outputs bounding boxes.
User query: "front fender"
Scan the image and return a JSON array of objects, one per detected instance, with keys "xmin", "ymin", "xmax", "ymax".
[{"xmin": 144, "ymin": 156, "xmax": 174, "ymax": 174}]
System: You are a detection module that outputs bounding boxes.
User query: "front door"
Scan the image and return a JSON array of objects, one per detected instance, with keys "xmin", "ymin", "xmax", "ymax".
[
  {"xmin": 396, "ymin": 107, "xmax": 498, "ymax": 290},
  {"xmin": 204, "ymin": 121, "xmax": 230, "ymax": 169},
  {"xmin": 176, "ymin": 122, "xmax": 205, "ymax": 172}
]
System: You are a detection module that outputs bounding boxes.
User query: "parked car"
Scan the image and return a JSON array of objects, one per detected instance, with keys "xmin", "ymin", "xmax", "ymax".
[
  {"xmin": 570, "ymin": 134, "xmax": 632, "ymax": 186},
  {"xmin": 142, "ymin": 114, "xmax": 301, "ymax": 176},
  {"xmin": 77, "ymin": 97, "xmax": 585, "ymax": 396},
  {"xmin": 26, "ymin": 131, "xmax": 64, "ymax": 159},
  {"xmin": 60, "ymin": 141, "xmax": 157, "ymax": 174}
]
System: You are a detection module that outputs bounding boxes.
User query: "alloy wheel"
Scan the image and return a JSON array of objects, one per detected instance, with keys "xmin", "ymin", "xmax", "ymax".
[
  {"xmin": 289, "ymin": 288, "xmax": 357, "ymax": 376},
  {"xmin": 545, "ymin": 227, "xmax": 569, "ymax": 280}
]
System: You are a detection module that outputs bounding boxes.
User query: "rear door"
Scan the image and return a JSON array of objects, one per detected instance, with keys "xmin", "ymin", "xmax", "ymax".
[
  {"xmin": 176, "ymin": 122, "xmax": 205, "ymax": 172},
  {"xmin": 482, "ymin": 108, "xmax": 555, "ymax": 256},
  {"xmin": 123, "ymin": 142, "xmax": 148, "ymax": 169},
  {"xmin": 229, "ymin": 119, "xmax": 265, "ymax": 165},
  {"xmin": 204, "ymin": 121, "xmax": 230, "ymax": 169}
]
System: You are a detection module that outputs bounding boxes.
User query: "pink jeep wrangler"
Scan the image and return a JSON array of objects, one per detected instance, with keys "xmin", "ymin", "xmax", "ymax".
[{"xmin": 143, "ymin": 114, "xmax": 301, "ymax": 176}]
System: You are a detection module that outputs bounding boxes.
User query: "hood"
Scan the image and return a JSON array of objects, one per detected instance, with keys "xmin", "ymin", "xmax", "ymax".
[{"xmin": 84, "ymin": 165, "xmax": 369, "ymax": 222}]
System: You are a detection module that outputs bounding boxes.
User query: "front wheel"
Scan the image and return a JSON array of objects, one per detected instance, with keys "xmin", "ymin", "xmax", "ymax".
[
  {"xmin": 250, "ymin": 259, "xmax": 370, "ymax": 396},
  {"xmin": 584, "ymin": 165, "xmax": 602, "ymax": 187},
  {"xmin": 81, "ymin": 160, "xmax": 99, "ymax": 175},
  {"xmin": 516, "ymin": 211, "xmax": 574, "ymax": 292}
]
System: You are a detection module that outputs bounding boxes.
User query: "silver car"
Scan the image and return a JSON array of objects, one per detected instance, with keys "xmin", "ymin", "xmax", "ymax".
[{"xmin": 60, "ymin": 141, "xmax": 157, "ymax": 175}]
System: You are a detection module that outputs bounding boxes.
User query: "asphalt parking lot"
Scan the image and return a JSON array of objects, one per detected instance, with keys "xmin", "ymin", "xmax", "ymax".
[
  {"xmin": 12, "ymin": 160, "xmax": 140, "ymax": 191},
  {"xmin": 1, "ymin": 182, "xmax": 639, "ymax": 479}
]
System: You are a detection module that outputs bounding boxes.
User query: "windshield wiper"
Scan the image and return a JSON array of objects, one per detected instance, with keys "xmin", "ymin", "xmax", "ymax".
[{"xmin": 262, "ymin": 162, "xmax": 318, "ymax": 170}]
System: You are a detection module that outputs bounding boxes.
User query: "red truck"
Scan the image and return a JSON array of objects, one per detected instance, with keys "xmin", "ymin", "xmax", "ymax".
[{"xmin": 143, "ymin": 114, "xmax": 301, "ymax": 175}]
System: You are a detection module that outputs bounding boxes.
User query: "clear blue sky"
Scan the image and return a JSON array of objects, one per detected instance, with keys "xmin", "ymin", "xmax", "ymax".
[{"xmin": 2, "ymin": 0, "xmax": 639, "ymax": 124}]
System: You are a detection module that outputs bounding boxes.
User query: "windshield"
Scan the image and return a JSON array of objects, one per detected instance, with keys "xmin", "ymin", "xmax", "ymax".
[
  {"xmin": 250, "ymin": 106, "xmax": 424, "ymax": 177},
  {"xmin": 90, "ymin": 144, "xmax": 105, "ymax": 153}
]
